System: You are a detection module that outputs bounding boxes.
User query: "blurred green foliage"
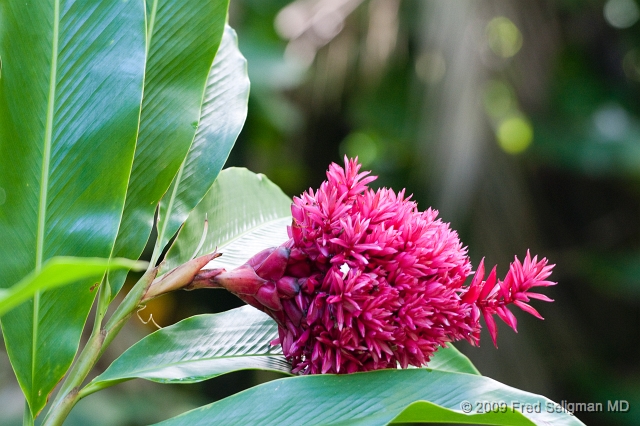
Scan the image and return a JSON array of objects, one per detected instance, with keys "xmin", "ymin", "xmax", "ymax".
[{"xmin": 226, "ymin": 1, "xmax": 640, "ymax": 425}]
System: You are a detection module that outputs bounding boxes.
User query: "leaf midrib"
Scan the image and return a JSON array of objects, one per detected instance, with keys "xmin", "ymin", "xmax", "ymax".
[
  {"xmin": 32, "ymin": 0, "xmax": 61, "ymax": 400},
  {"xmin": 146, "ymin": 0, "xmax": 159, "ymax": 55}
]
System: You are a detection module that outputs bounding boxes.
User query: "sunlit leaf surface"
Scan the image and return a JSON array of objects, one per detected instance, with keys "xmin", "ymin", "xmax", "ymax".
[
  {"xmin": 108, "ymin": 0, "xmax": 230, "ymax": 299},
  {"xmin": 162, "ymin": 168, "xmax": 291, "ymax": 274},
  {"xmin": 0, "ymin": 1, "xmax": 146, "ymax": 415},
  {"xmin": 157, "ymin": 25, "xmax": 250, "ymax": 254},
  {"xmin": 155, "ymin": 368, "xmax": 585, "ymax": 426}
]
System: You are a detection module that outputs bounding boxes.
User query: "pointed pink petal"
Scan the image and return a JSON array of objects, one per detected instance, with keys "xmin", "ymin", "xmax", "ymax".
[
  {"xmin": 479, "ymin": 266, "xmax": 498, "ymax": 301},
  {"xmin": 500, "ymin": 272, "xmax": 513, "ymax": 299},
  {"xmin": 496, "ymin": 306, "xmax": 518, "ymax": 332},
  {"xmin": 471, "ymin": 259, "xmax": 486, "ymax": 288},
  {"xmin": 513, "ymin": 300, "xmax": 544, "ymax": 320},
  {"xmin": 483, "ymin": 311, "xmax": 499, "ymax": 348},
  {"xmin": 526, "ymin": 292, "xmax": 554, "ymax": 302}
]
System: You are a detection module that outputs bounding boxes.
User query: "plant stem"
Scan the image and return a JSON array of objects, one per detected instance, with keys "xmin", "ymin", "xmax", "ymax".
[
  {"xmin": 42, "ymin": 267, "xmax": 158, "ymax": 426},
  {"xmin": 42, "ymin": 330, "xmax": 103, "ymax": 426},
  {"xmin": 23, "ymin": 401, "xmax": 33, "ymax": 426},
  {"xmin": 41, "ymin": 252, "xmax": 216, "ymax": 426},
  {"xmin": 93, "ymin": 279, "xmax": 111, "ymax": 336}
]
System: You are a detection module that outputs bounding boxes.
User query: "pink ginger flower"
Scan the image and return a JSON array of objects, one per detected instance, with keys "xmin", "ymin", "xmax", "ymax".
[{"xmin": 196, "ymin": 157, "xmax": 555, "ymax": 374}]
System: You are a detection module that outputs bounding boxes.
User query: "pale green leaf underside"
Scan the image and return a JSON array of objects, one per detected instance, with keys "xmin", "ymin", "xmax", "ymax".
[
  {"xmin": 426, "ymin": 343, "xmax": 480, "ymax": 376},
  {"xmin": 205, "ymin": 217, "xmax": 291, "ymax": 271},
  {"xmin": 0, "ymin": 257, "xmax": 147, "ymax": 318},
  {"xmin": 89, "ymin": 307, "xmax": 476, "ymax": 391},
  {"xmin": 155, "ymin": 368, "xmax": 585, "ymax": 426},
  {"xmin": 157, "ymin": 25, "xmax": 250, "ymax": 254},
  {"xmin": 162, "ymin": 168, "xmax": 292, "ymax": 274},
  {"xmin": 89, "ymin": 306, "xmax": 290, "ymax": 391}
]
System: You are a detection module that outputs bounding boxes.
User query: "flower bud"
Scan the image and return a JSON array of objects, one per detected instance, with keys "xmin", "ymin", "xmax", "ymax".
[
  {"xmin": 247, "ymin": 247, "xmax": 275, "ymax": 268},
  {"xmin": 142, "ymin": 252, "xmax": 220, "ymax": 302},
  {"xmin": 213, "ymin": 265, "xmax": 267, "ymax": 295},
  {"xmin": 255, "ymin": 246, "xmax": 290, "ymax": 281},
  {"xmin": 276, "ymin": 276, "xmax": 300, "ymax": 298},
  {"xmin": 285, "ymin": 259, "xmax": 311, "ymax": 278},
  {"xmin": 282, "ymin": 298, "xmax": 303, "ymax": 326},
  {"xmin": 255, "ymin": 283, "xmax": 282, "ymax": 311}
]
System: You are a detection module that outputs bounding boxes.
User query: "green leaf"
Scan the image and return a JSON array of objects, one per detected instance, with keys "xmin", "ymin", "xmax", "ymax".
[
  {"xmin": 426, "ymin": 344, "xmax": 481, "ymax": 376},
  {"xmin": 108, "ymin": 0, "xmax": 230, "ymax": 299},
  {"xmin": 154, "ymin": 369, "xmax": 585, "ymax": 426},
  {"xmin": 162, "ymin": 168, "xmax": 292, "ymax": 274},
  {"xmin": 156, "ymin": 25, "xmax": 250, "ymax": 254},
  {"xmin": 0, "ymin": 257, "xmax": 147, "ymax": 318},
  {"xmin": 87, "ymin": 310, "xmax": 479, "ymax": 393},
  {"xmin": 0, "ymin": 1, "xmax": 146, "ymax": 416},
  {"xmin": 86, "ymin": 306, "xmax": 290, "ymax": 394},
  {"xmin": 87, "ymin": 308, "xmax": 477, "ymax": 392}
]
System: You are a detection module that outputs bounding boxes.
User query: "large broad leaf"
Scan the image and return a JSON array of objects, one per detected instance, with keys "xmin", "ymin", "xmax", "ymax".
[
  {"xmin": 162, "ymin": 168, "xmax": 292, "ymax": 274},
  {"xmin": 155, "ymin": 369, "xmax": 585, "ymax": 426},
  {"xmin": 0, "ymin": 1, "xmax": 146, "ymax": 416},
  {"xmin": 108, "ymin": 0, "xmax": 230, "ymax": 299},
  {"xmin": 86, "ymin": 309, "xmax": 476, "ymax": 392},
  {"xmin": 156, "ymin": 26, "xmax": 250, "ymax": 254},
  {"xmin": 0, "ymin": 257, "xmax": 147, "ymax": 318},
  {"xmin": 86, "ymin": 306, "xmax": 290, "ymax": 393}
]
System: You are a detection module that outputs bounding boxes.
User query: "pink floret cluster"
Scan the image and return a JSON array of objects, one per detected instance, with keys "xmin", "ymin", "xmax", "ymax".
[{"xmin": 209, "ymin": 157, "xmax": 555, "ymax": 374}]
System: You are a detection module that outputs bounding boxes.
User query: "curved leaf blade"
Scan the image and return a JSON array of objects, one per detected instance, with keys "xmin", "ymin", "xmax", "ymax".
[
  {"xmin": 109, "ymin": 0, "xmax": 230, "ymax": 299},
  {"xmin": 156, "ymin": 25, "xmax": 250, "ymax": 253},
  {"xmin": 0, "ymin": 1, "xmax": 146, "ymax": 415},
  {"xmin": 162, "ymin": 168, "xmax": 291, "ymax": 274},
  {"xmin": 427, "ymin": 344, "xmax": 481, "ymax": 376},
  {"xmin": 205, "ymin": 217, "xmax": 292, "ymax": 272},
  {"xmin": 154, "ymin": 369, "xmax": 585, "ymax": 426},
  {"xmin": 87, "ymin": 312, "xmax": 478, "ymax": 395},
  {"xmin": 88, "ymin": 306, "xmax": 290, "ymax": 393},
  {"xmin": 0, "ymin": 257, "xmax": 147, "ymax": 318},
  {"xmin": 87, "ymin": 313, "xmax": 478, "ymax": 393}
]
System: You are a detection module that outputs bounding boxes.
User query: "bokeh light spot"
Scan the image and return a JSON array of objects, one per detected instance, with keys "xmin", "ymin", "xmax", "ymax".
[
  {"xmin": 496, "ymin": 116, "xmax": 533, "ymax": 154},
  {"xmin": 604, "ymin": 0, "xmax": 640, "ymax": 29},
  {"xmin": 340, "ymin": 132, "xmax": 378, "ymax": 166},
  {"xmin": 486, "ymin": 16, "xmax": 523, "ymax": 58},
  {"xmin": 483, "ymin": 80, "xmax": 515, "ymax": 119},
  {"xmin": 593, "ymin": 104, "xmax": 630, "ymax": 140}
]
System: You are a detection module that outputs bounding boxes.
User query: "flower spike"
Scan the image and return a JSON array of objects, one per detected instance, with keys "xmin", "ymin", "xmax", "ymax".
[{"xmin": 200, "ymin": 158, "xmax": 555, "ymax": 373}]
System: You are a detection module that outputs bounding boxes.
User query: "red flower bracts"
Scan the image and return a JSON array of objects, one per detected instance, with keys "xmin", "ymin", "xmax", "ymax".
[{"xmin": 209, "ymin": 158, "xmax": 555, "ymax": 374}]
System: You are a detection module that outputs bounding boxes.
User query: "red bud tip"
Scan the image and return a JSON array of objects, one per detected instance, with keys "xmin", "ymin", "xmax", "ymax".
[
  {"xmin": 247, "ymin": 247, "xmax": 276, "ymax": 269},
  {"xmin": 212, "ymin": 265, "xmax": 267, "ymax": 295},
  {"xmin": 282, "ymin": 298, "xmax": 303, "ymax": 326},
  {"xmin": 255, "ymin": 284, "xmax": 282, "ymax": 311},
  {"xmin": 255, "ymin": 246, "xmax": 290, "ymax": 281},
  {"xmin": 276, "ymin": 276, "xmax": 300, "ymax": 298}
]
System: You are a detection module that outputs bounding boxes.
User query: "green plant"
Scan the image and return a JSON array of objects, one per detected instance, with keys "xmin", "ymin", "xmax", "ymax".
[{"xmin": 0, "ymin": 2, "xmax": 584, "ymax": 425}]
